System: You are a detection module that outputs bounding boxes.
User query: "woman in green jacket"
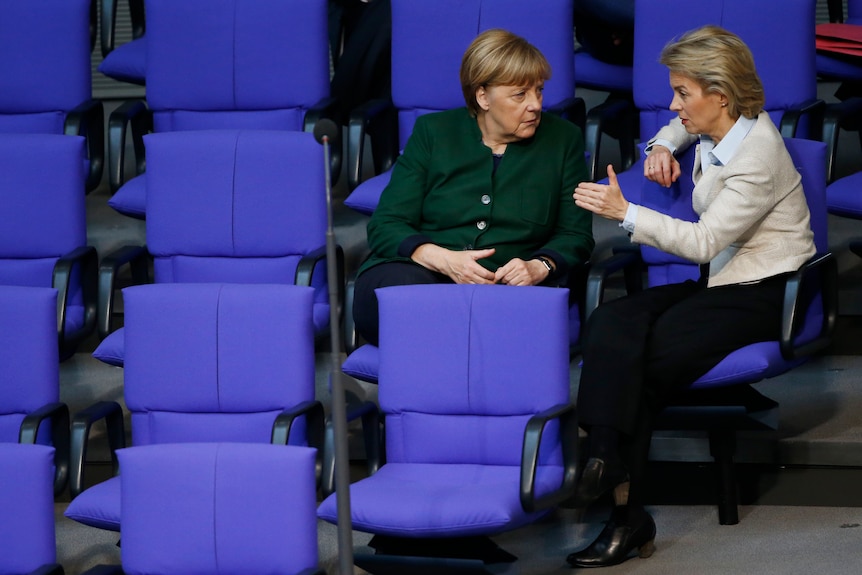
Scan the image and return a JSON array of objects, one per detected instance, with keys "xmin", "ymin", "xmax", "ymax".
[{"xmin": 353, "ymin": 28, "xmax": 594, "ymax": 345}]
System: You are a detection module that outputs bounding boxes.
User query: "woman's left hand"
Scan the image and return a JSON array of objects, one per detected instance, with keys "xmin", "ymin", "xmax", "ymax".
[
  {"xmin": 494, "ymin": 258, "xmax": 549, "ymax": 286},
  {"xmin": 573, "ymin": 164, "xmax": 629, "ymax": 222}
]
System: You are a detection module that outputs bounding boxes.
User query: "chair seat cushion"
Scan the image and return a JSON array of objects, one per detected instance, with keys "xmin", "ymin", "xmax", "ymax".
[
  {"xmin": 344, "ymin": 170, "xmax": 392, "ymax": 216},
  {"xmin": 692, "ymin": 341, "xmax": 805, "ymax": 389},
  {"xmin": 827, "ymin": 173, "xmax": 862, "ymax": 219},
  {"xmin": 63, "ymin": 476, "xmax": 121, "ymax": 532},
  {"xmin": 341, "ymin": 344, "xmax": 379, "ymax": 384},
  {"xmin": 816, "ymin": 53, "xmax": 862, "ymax": 82},
  {"xmin": 92, "ymin": 328, "xmax": 125, "ymax": 367},
  {"xmin": 98, "ymin": 37, "xmax": 147, "ymax": 86},
  {"xmin": 317, "ymin": 463, "xmax": 560, "ymax": 538},
  {"xmin": 108, "ymin": 175, "xmax": 147, "ymax": 220}
]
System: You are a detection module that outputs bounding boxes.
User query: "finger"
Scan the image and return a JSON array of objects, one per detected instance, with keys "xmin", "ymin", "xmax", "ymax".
[
  {"xmin": 470, "ymin": 248, "xmax": 496, "ymax": 261},
  {"xmin": 606, "ymin": 164, "xmax": 619, "ymax": 189}
]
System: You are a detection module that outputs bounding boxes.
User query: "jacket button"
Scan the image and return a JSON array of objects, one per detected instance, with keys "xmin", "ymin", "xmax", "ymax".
[
  {"xmin": 481, "ymin": 194, "xmax": 491, "ymax": 205},
  {"xmin": 476, "ymin": 220, "xmax": 487, "ymax": 230}
]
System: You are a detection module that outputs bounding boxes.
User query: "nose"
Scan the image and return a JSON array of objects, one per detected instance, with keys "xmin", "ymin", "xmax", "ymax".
[
  {"xmin": 669, "ymin": 95, "xmax": 682, "ymax": 112},
  {"xmin": 527, "ymin": 89, "xmax": 542, "ymax": 110}
]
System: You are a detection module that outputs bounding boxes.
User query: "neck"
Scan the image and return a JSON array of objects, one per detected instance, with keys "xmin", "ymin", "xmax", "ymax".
[{"xmin": 476, "ymin": 113, "xmax": 510, "ymax": 155}]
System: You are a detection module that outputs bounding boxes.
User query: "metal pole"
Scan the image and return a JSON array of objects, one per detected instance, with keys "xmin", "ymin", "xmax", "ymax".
[{"xmin": 318, "ymin": 120, "xmax": 355, "ymax": 575}]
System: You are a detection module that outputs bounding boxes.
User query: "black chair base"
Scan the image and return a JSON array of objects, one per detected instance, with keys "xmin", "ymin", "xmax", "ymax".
[
  {"xmin": 655, "ymin": 385, "xmax": 780, "ymax": 525},
  {"xmin": 356, "ymin": 535, "xmax": 518, "ymax": 574}
]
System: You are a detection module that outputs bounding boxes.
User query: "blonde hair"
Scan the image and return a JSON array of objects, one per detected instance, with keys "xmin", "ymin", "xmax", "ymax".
[
  {"xmin": 460, "ymin": 29, "xmax": 552, "ymax": 117},
  {"xmin": 659, "ymin": 25, "xmax": 764, "ymax": 119}
]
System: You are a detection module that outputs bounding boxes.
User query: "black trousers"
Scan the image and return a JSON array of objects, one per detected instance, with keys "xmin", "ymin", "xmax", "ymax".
[
  {"xmin": 577, "ymin": 274, "xmax": 789, "ymax": 435},
  {"xmin": 353, "ymin": 261, "xmax": 454, "ymax": 346}
]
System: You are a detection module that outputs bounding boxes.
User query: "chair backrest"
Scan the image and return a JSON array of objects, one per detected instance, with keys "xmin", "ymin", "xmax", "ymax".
[
  {"xmin": 390, "ymin": 0, "xmax": 575, "ymax": 149},
  {"xmin": 633, "ymin": 0, "xmax": 817, "ymax": 140},
  {"xmin": 0, "ymin": 443, "xmax": 57, "ymax": 574},
  {"xmin": 122, "ymin": 283, "xmax": 316, "ymax": 446},
  {"xmin": 144, "ymin": 129, "xmax": 331, "ymax": 326},
  {"xmin": 146, "ymin": 0, "xmax": 329, "ymax": 133},
  {"xmin": 119, "ymin": 442, "xmax": 319, "ymax": 575},
  {"xmin": 0, "ymin": 286, "xmax": 59, "ymax": 444},
  {"xmin": 377, "ymin": 284, "xmax": 570, "ymax": 466},
  {"xmin": 0, "ymin": 0, "xmax": 91, "ymax": 135},
  {"xmin": 0, "ymin": 134, "xmax": 86, "ymax": 290}
]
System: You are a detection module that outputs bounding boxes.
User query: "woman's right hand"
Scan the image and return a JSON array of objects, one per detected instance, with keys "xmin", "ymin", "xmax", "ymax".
[
  {"xmin": 644, "ymin": 145, "xmax": 680, "ymax": 188},
  {"xmin": 412, "ymin": 244, "xmax": 497, "ymax": 284}
]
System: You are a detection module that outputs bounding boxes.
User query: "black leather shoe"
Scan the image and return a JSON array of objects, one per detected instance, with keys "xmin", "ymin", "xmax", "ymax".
[
  {"xmin": 566, "ymin": 505, "xmax": 656, "ymax": 568},
  {"xmin": 571, "ymin": 457, "xmax": 629, "ymax": 509}
]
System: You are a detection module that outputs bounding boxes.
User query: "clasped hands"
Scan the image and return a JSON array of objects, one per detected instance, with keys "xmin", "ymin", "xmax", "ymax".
[
  {"xmin": 573, "ymin": 146, "xmax": 680, "ymax": 221},
  {"xmin": 412, "ymin": 244, "xmax": 549, "ymax": 286}
]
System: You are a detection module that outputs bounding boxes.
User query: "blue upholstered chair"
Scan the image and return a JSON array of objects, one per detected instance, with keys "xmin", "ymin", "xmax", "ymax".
[
  {"xmin": 107, "ymin": 0, "xmax": 338, "ymax": 220},
  {"xmin": 319, "ymin": 284, "xmax": 578, "ymax": 573},
  {"xmin": 0, "ymin": 134, "xmax": 98, "ymax": 360},
  {"xmin": 0, "ymin": 443, "xmax": 65, "ymax": 575},
  {"xmin": 92, "ymin": 129, "xmax": 341, "ymax": 367},
  {"xmin": 65, "ymin": 283, "xmax": 325, "ymax": 534},
  {"xmin": 590, "ymin": 0, "xmax": 824, "ymax": 192},
  {"xmin": 342, "ymin": 0, "xmax": 583, "ymax": 214},
  {"xmin": 98, "ymin": 0, "xmax": 146, "ymax": 86},
  {"xmin": 0, "ymin": 0, "xmax": 104, "ymax": 193},
  {"xmin": 587, "ymin": 138, "xmax": 837, "ymax": 525},
  {"xmin": 78, "ymin": 443, "xmax": 324, "ymax": 575},
  {"xmin": 0, "ymin": 286, "xmax": 70, "ymax": 498}
]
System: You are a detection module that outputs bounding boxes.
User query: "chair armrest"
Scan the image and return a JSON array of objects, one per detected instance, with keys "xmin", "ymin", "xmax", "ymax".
[
  {"xmin": 108, "ymin": 99, "xmax": 151, "ymax": 193},
  {"xmin": 20, "ymin": 402, "xmax": 71, "ymax": 497},
  {"xmin": 296, "ymin": 244, "xmax": 345, "ymax": 326},
  {"xmin": 54, "ymin": 245, "xmax": 99, "ymax": 352},
  {"xmin": 584, "ymin": 246, "xmax": 643, "ymax": 323},
  {"xmin": 779, "ymin": 251, "xmax": 838, "ymax": 360},
  {"xmin": 520, "ymin": 402, "xmax": 579, "ymax": 512},
  {"xmin": 65, "ymin": 98, "xmax": 105, "ymax": 192},
  {"xmin": 69, "ymin": 401, "xmax": 126, "ymax": 499},
  {"xmin": 347, "ymin": 97, "xmax": 398, "ymax": 191},
  {"xmin": 97, "ymin": 244, "xmax": 150, "ymax": 339},
  {"xmin": 584, "ymin": 98, "xmax": 638, "ymax": 180},
  {"xmin": 304, "ymin": 96, "xmax": 343, "ymax": 185},
  {"xmin": 272, "ymin": 399, "xmax": 326, "ymax": 486},
  {"xmin": 822, "ymin": 97, "xmax": 862, "ymax": 182},
  {"xmin": 321, "ymin": 388, "xmax": 381, "ymax": 497},
  {"xmin": 778, "ymin": 98, "xmax": 826, "ymax": 140}
]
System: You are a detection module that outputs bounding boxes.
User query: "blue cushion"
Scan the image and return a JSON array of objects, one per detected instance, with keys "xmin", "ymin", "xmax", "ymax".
[
  {"xmin": 63, "ymin": 476, "xmax": 121, "ymax": 532},
  {"xmin": 92, "ymin": 328, "xmax": 125, "ymax": 367},
  {"xmin": 344, "ymin": 170, "xmax": 392, "ymax": 216},
  {"xmin": 692, "ymin": 341, "xmax": 805, "ymax": 389},
  {"xmin": 827, "ymin": 172, "xmax": 862, "ymax": 219},
  {"xmin": 317, "ymin": 462, "xmax": 561, "ymax": 537},
  {"xmin": 108, "ymin": 175, "xmax": 147, "ymax": 220},
  {"xmin": 341, "ymin": 344, "xmax": 379, "ymax": 384},
  {"xmin": 98, "ymin": 38, "xmax": 147, "ymax": 85}
]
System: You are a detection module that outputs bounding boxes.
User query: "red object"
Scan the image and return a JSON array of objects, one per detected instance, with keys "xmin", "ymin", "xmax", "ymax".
[{"xmin": 816, "ymin": 23, "xmax": 862, "ymax": 58}]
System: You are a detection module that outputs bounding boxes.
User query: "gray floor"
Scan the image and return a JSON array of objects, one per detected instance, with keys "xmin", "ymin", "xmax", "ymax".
[{"xmin": 55, "ymin": 82, "xmax": 862, "ymax": 574}]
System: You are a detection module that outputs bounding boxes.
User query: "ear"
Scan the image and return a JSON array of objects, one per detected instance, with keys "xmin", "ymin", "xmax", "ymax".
[{"xmin": 475, "ymin": 86, "xmax": 490, "ymax": 111}]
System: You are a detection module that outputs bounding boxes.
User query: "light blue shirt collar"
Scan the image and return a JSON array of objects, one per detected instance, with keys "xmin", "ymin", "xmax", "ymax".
[{"xmin": 699, "ymin": 115, "xmax": 757, "ymax": 173}]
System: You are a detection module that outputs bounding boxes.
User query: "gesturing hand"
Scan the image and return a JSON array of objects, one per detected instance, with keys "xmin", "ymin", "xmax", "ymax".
[{"xmin": 573, "ymin": 164, "xmax": 629, "ymax": 222}]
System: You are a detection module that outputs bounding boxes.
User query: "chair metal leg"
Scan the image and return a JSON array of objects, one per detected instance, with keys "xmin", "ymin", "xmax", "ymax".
[{"xmin": 709, "ymin": 429, "xmax": 739, "ymax": 525}]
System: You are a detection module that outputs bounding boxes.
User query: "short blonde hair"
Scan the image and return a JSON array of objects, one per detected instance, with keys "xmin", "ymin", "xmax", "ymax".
[
  {"xmin": 460, "ymin": 29, "xmax": 552, "ymax": 117},
  {"xmin": 659, "ymin": 25, "xmax": 764, "ymax": 119}
]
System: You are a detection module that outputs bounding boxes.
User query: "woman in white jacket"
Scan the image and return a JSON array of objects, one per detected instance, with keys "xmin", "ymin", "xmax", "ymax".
[{"xmin": 566, "ymin": 25, "xmax": 815, "ymax": 568}]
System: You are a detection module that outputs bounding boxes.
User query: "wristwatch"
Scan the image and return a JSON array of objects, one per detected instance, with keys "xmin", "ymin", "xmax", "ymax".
[{"xmin": 535, "ymin": 256, "xmax": 553, "ymax": 274}]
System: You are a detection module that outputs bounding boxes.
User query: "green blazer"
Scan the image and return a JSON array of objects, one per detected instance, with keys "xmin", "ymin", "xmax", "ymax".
[{"xmin": 359, "ymin": 107, "xmax": 594, "ymax": 280}]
